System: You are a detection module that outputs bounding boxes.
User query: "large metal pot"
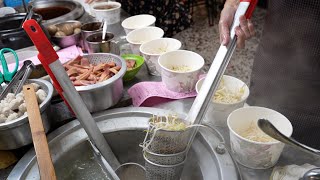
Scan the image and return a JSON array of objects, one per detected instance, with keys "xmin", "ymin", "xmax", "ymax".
[
  {"xmin": 0, "ymin": 13, "xmax": 43, "ymax": 50},
  {"xmin": 0, "ymin": 79, "xmax": 53, "ymax": 150},
  {"xmin": 8, "ymin": 107, "xmax": 240, "ymax": 180},
  {"xmin": 31, "ymin": 0, "xmax": 85, "ymax": 26}
]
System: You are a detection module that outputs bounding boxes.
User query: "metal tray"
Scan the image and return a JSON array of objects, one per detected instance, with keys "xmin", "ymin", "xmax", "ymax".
[{"xmin": 8, "ymin": 107, "xmax": 240, "ymax": 180}]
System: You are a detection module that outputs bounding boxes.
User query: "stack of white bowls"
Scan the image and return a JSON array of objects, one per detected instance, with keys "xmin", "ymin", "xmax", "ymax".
[{"xmin": 122, "ymin": 14, "xmax": 188, "ymax": 78}]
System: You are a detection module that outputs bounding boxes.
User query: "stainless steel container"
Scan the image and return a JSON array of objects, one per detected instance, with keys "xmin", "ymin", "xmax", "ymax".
[
  {"xmin": 75, "ymin": 53, "xmax": 126, "ymax": 112},
  {"xmin": 80, "ymin": 22, "xmax": 102, "ymax": 52},
  {"xmin": 31, "ymin": 0, "xmax": 84, "ymax": 26},
  {"xmin": 50, "ymin": 21, "xmax": 82, "ymax": 48},
  {"xmin": 8, "ymin": 107, "xmax": 240, "ymax": 180},
  {"xmin": 0, "ymin": 79, "xmax": 53, "ymax": 150},
  {"xmin": 86, "ymin": 32, "xmax": 114, "ymax": 54}
]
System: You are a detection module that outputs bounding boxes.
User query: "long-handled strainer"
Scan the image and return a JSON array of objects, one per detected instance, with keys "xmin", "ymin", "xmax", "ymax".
[
  {"xmin": 22, "ymin": 20, "xmax": 120, "ymax": 180},
  {"xmin": 141, "ymin": 1, "xmax": 258, "ymax": 179},
  {"xmin": 185, "ymin": 0, "xmax": 258, "ymax": 152}
]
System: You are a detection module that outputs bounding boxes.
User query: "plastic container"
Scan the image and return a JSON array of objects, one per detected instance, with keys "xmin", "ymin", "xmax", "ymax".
[
  {"xmin": 4, "ymin": 0, "xmax": 30, "ymax": 7},
  {"xmin": 121, "ymin": 54, "xmax": 144, "ymax": 81}
]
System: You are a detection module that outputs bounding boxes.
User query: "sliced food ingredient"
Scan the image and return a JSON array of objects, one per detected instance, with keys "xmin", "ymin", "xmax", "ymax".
[
  {"xmin": 126, "ymin": 59, "xmax": 136, "ymax": 70},
  {"xmin": 239, "ymin": 122, "xmax": 277, "ymax": 143},
  {"xmin": 0, "ymin": 83, "xmax": 47, "ymax": 124},
  {"xmin": 64, "ymin": 56, "xmax": 121, "ymax": 86},
  {"xmin": 213, "ymin": 78, "xmax": 245, "ymax": 104}
]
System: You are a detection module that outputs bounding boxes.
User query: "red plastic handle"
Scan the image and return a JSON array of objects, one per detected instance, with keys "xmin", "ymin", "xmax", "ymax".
[
  {"xmin": 22, "ymin": 19, "xmax": 66, "ymax": 101},
  {"xmin": 23, "ymin": 20, "xmax": 59, "ymax": 64},
  {"xmin": 240, "ymin": 0, "xmax": 258, "ymax": 19}
]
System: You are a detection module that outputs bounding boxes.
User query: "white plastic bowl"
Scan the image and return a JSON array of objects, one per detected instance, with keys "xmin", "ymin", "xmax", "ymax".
[
  {"xmin": 140, "ymin": 38, "xmax": 182, "ymax": 76},
  {"xmin": 92, "ymin": 2, "xmax": 121, "ymax": 24},
  {"xmin": 195, "ymin": 75, "xmax": 249, "ymax": 127},
  {"xmin": 126, "ymin": 27, "xmax": 164, "ymax": 55},
  {"xmin": 227, "ymin": 106, "xmax": 293, "ymax": 169},
  {"xmin": 121, "ymin": 14, "xmax": 156, "ymax": 34},
  {"xmin": 159, "ymin": 50, "xmax": 204, "ymax": 93}
]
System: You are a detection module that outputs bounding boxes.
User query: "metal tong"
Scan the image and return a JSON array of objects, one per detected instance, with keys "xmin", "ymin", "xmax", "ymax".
[
  {"xmin": 0, "ymin": 60, "xmax": 35, "ymax": 100},
  {"xmin": 185, "ymin": 0, "xmax": 258, "ymax": 152}
]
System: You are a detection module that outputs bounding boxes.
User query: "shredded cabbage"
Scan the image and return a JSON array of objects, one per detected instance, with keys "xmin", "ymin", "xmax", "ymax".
[
  {"xmin": 213, "ymin": 78, "xmax": 245, "ymax": 104},
  {"xmin": 239, "ymin": 122, "xmax": 277, "ymax": 143}
]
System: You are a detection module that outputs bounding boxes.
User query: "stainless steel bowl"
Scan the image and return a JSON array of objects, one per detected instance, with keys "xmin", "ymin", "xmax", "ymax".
[
  {"xmin": 0, "ymin": 79, "xmax": 53, "ymax": 150},
  {"xmin": 50, "ymin": 20, "xmax": 82, "ymax": 48},
  {"xmin": 75, "ymin": 53, "xmax": 126, "ymax": 112},
  {"xmin": 31, "ymin": 0, "xmax": 84, "ymax": 26}
]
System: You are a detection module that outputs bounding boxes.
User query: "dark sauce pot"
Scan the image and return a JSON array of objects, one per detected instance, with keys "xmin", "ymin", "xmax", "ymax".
[{"xmin": 0, "ymin": 13, "xmax": 47, "ymax": 50}]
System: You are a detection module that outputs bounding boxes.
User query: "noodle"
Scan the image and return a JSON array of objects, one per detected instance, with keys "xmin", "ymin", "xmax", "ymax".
[
  {"xmin": 213, "ymin": 78, "xmax": 245, "ymax": 104},
  {"xmin": 239, "ymin": 122, "xmax": 276, "ymax": 142},
  {"xmin": 170, "ymin": 65, "xmax": 192, "ymax": 72}
]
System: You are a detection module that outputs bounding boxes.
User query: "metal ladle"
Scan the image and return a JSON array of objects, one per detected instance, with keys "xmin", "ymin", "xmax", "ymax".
[
  {"xmin": 257, "ymin": 119, "xmax": 320, "ymax": 156},
  {"xmin": 303, "ymin": 168, "xmax": 320, "ymax": 180},
  {"xmin": 258, "ymin": 119, "xmax": 320, "ymax": 180}
]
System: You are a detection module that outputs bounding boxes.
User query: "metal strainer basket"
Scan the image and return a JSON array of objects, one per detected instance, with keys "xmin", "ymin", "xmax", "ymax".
[
  {"xmin": 70, "ymin": 53, "xmax": 127, "ymax": 112},
  {"xmin": 144, "ymin": 154, "xmax": 186, "ymax": 180},
  {"xmin": 146, "ymin": 117, "xmax": 192, "ymax": 154},
  {"xmin": 144, "ymin": 143, "xmax": 187, "ymax": 165}
]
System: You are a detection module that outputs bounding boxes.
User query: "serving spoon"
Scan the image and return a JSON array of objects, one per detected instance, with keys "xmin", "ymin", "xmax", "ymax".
[
  {"xmin": 257, "ymin": 119, "xmax": 320, "ymax": 156},
  {"xmin": 303, "ymin": 168, "xmax": 320, "ymax": 180}
]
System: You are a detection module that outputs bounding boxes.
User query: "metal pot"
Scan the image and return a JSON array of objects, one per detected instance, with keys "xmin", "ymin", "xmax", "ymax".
[
  {"xmin": 8, "ymin": 107, "xmax": 240, "ymax": 180},
  {"xmin": 31, "ymin": 0, "xmax": 85, "ymax": 26},
  {"xmin": 0, "ymin": 13, "xmax": 43, "ymax": 50},
  {"xmin": 0, "ymin": 79, "xmax": 53, "ymax": 150}
]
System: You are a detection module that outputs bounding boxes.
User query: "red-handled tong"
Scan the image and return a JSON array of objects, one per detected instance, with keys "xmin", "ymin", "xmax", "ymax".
[{"xmin": 22, "ymin": 20, "xmax": 120, "ymax": 172}]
